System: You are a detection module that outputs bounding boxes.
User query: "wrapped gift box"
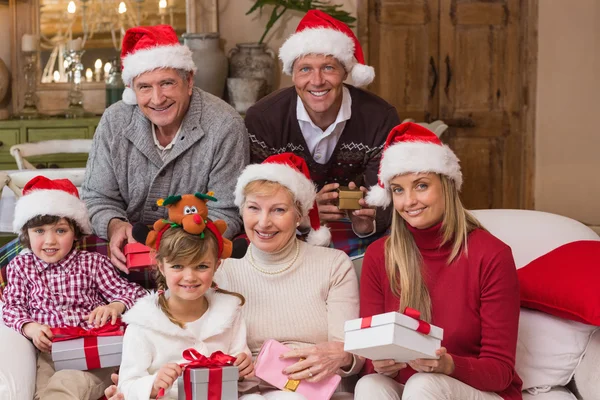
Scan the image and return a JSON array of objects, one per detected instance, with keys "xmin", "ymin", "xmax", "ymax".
[
  {"xmin": 52, "ymin": 335, "xmax": 123, "ymax": 371},
  {"xmin": 176, "ymin": 366, "xmax": 238, "ymax": 400},
  {"xmin": 336, "ymin": 186, "xmax": 363, "ymax": 210},
  {"xmin": 124, "ymin": 242, "xmax": 155, "ymax": 269},
  {"xmin": 344, "ymin": 310, "xmax": 444, "ymax": 363}
]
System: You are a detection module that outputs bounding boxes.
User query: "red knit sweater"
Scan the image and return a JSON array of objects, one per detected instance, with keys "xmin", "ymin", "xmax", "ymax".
[{"xmin": 360, "ymin": 223, "xmax": 523, "ymax": 399}]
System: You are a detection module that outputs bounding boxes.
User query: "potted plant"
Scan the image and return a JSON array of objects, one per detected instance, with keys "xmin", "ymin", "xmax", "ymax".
[{"xmin": 227, "ymin": 1, "xmax": 355, "ymax": 113}]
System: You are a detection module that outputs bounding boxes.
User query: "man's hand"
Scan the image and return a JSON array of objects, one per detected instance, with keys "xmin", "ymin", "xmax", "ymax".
[
  {"xmin": 151, "ymin": 363, "xmax": 183, "ymax": 398},
  {"xmin": 347, "ymin": 181, "xmax": 376, "ymax": 235},
  {"xmin": 107, "ymin": 219, "xmax": 134, "ymax": 273},
  {"xmin": 86, "ymin": 302, "xmax": 125, "ymax": 328},
  {"xmin": 234, "ymin": 352, "xmax": 254, "ymax": 379},
  {"xmin": 23, "ymin": 322, "xmax": 53, "ymax": 353},
  {"xmin": 316, "ymin": 183, "xmax": 346, "ymax": 222}
]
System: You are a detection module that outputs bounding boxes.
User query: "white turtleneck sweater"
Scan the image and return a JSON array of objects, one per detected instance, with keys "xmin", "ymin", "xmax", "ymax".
[{"xmin": 215, "ymin": 239, "xmax": 363, "ymax": 382}]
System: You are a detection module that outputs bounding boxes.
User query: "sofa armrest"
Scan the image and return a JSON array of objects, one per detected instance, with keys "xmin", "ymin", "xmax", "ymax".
[
  {"xmin": 573, "ymin": 328, "xmax": 600, "ymax": 400},
  {"xmin": 0, "ymin": 311, "xmax": 36, "ymax": 400}
]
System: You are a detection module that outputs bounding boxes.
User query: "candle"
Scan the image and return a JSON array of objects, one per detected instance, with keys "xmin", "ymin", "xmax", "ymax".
[
  {"xmin": 118, "ymin": 1, "xmax": 127, "ymax": 14},
  {"xmin": 53, "ymin": 70, "xmax": 61, "ymax": 83},
  {"xmin": 85, "ymin": 68, "xmax": 93, "ymax": 82},
  {"xmin": 104, "ymin": 62, "xmax": 112, "ymax": 80},
  {"xmin": 94, "ymin": 59, "xmax": 102, "ymax": 82},
  {"xmin": 158, "ymin": 0, "xmax": 167, "ymax": 15},
  {"xmin": 67, "ymin": 1, "xmax": 76, "ymax": 14},
  {"xmin": 67, "ymin": 37, "xmax": 83, "ymax": 51},
  {"xmin": 21, "ymin": 34, "xmax": 37, "ymax": 52}
]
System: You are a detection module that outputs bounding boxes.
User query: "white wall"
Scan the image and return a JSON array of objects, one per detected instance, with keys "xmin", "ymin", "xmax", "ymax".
[{"xmin": 535, "ymin": 0, "xmax": 600, "ymax": 229}]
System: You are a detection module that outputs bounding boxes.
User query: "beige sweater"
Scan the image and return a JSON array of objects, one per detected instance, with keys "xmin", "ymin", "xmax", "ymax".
[{"xmin": 216, "ymin": 238, "xmax": 363, "ymax": 381}]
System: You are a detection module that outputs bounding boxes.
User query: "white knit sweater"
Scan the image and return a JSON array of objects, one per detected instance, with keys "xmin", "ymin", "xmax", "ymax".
[{"xmin": 216, "ymin": 239, "xmax": 363, "ymax": 385}]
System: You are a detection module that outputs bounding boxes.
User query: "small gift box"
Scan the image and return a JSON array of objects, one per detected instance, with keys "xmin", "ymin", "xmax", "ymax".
[
  {"xmin": 51, "ymin": 323, "xmax": 125, "ymax": 371},
  {"xmin": 124, "ymin": 242, "xmax": 155, "ymax": 269},
  {"xmin": 344, "ymin": 308, "xmax": 444, "ymax": 363},
  {"xmin": 336, "ymin": 186, "xmax": 363, "ymax": 210},
  {"xmin": 157, "ymin": 349, "xmax": 238, "ymax": 400},
  {"xmin": 254, "ymin": 339, "xmax": 341, "ymax": 400}
]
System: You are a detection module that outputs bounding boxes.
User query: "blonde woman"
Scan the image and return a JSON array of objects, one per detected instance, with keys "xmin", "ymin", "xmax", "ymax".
[
  {"xmin": 354, "ymin": 123, "xmax": 523, "ymax": 400},
  {"xmin": 218, "ymin": 152, "xmax": 362, "ymax": 399}
]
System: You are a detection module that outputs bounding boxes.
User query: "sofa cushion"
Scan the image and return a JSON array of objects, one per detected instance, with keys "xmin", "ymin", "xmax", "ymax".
[
  {"xmin": 518, "ymin": 240, "xmax": 600, "ymax": 325},
  {"xmin": 522, "ymin": 386, "xmax": 577, "ymax": 400},
  {"xmin": 517, "ymin": 308, "xmax": 598, "ymax": 390}
]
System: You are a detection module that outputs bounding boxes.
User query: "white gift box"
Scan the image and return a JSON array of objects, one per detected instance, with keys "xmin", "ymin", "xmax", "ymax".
[
  {"xmin": 51, "ymin": 335, "xmax": 123, "ymax": 371},
  {"xmin": 344, "ymin": 311, "xmax": 444, "ymax": 363}
]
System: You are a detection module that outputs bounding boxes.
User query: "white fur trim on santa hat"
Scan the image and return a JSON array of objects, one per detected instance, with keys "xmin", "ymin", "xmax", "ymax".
[
  {"xmin": 122, "ymin": 87, "xmax": 137, "ymax": 105},
  {"xmin": 307, "ymin": 226, "xmax": 331, "ymax": 247},
  {"xmin": 234, "ymin": 163, "xmax": 317, "ymax": 216},
  {"xmin": 121, "ymin": 44, "xmax": 197, "ymax": 87},
  {"xmin": 366, "ymin": 141, "xmax": 462, "ymax": 208},
  {"xmin": 13, "ymin": 189, "xmax": 92, "ymax": 234},
  {"xmin": 280, "ymin": 27, "xmax": 355, "ymax": 72}
]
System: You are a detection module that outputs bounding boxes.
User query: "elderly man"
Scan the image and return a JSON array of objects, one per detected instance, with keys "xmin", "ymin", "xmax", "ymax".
[
  {"xmin": 245, "ymin": 10, "xmax": 400, "ymax": 256},
  {"xmin": 82, "ymin": 25, "xmax": 248, "ymax": 272}
]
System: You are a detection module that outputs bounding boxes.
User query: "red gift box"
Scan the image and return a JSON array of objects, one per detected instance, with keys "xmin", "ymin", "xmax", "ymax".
[{"xmin": 124, "ymin": 243, "xmax": 155, "ymax": 269}]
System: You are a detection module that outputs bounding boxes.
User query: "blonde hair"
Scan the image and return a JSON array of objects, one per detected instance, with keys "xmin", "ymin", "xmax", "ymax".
[
  {"xmin": 385, "ymin": 174, "xmax": 483, "ymax": 322},
  {"xmin": 154, "ymin": 227, "xmax": 245, "ymax": 328},
  {"xmin": 242, "ymin": 180, "xmax": 303, "ymax": 218}
]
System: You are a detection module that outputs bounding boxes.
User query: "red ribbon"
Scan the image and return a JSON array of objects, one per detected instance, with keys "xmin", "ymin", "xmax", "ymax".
[
  {"xmin": 156, "ymin": 349, "xmax": 236, "ymax": 400},
  {"xmin": 50, "ymin": 321, "xmax": 124, "ymax": 370},
  {"xmin": 403, "ymin": 307, "xmax": 431, "ymax": 335},
  {"xmin": 359, "ymin": 309, "xmax": 431, "ymax": 335}
]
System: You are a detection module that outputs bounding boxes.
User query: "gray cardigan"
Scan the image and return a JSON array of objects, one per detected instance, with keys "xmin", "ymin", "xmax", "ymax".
[{"xmin": 81, "ymin": 88, "xmax": 249, "ymax": 240}]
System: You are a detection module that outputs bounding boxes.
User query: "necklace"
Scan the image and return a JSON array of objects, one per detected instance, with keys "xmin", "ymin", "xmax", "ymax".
[{"xmin": 248, "ymin": 239, "xmax": 300, "ymax": 275}]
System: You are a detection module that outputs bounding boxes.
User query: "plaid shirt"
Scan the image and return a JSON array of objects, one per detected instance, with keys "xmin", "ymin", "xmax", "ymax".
[{"xmin": 2, "ymin": 249, "xmax": 147, "ymax": 335}]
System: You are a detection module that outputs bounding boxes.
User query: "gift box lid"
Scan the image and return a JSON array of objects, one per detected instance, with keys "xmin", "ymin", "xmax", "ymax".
[
  {"xmin": 337, "ymin": 186, "xmax": 364, "ymax": 199},
  {"xmin": 52, "ymin": 335, "xmax": 123, "ymax": 362},
  {"xmin": 124, "ymin": 242, "xmax": 153, "ymax": 255},
  {"xmin": 186, "ymin": 365, "xmax": 239, "ymax": 383},
  {"xmin": 344, "ymin": 312, "xmax": 444, "ymax": 340}
]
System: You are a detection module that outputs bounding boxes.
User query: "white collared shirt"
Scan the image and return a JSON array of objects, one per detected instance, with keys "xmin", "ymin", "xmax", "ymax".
[
  {"xmin": 296, "ymin": 86, "xmax": 352, "ymax": 165},
  {"xmin": 152, "ymin": 124, "xmax": 182, "ymax": 159}
]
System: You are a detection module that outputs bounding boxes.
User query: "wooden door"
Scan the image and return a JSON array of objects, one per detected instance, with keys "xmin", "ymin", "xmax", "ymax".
[
  {"xmin": 439, "ymin": 0, "xmax": 526, "ymax": 209},
  {"xmin": 364, "ymin": 0, "xmax": 439, "ymax": 122},
  {"xmin": 358, "ymin": 0, "xmax": 536, "ymax": 210}
]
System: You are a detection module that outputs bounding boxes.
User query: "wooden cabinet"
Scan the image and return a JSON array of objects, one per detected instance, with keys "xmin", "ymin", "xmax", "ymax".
[
  {"xmin": 0, "ymin": 117, "xmax": 100, "ymax": 170},
  {"xmin": 359, "ymin": 0, "xmax": 537, "ymax": 210}
]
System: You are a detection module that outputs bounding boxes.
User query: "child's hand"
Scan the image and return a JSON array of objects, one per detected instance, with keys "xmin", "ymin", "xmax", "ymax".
[
  {"xmin": 151, "ymin": 363, "xmax": 183, "ymax": 398},
  {"xmin": 234, "ymin": 352, "xmax": 254, "ymax": 379},
  {"xmin": 23, "ymin": 322, "xmax": 53, "ymax": 353},
  {"xmin": 87, "ymin": 302, "xmax": 126, "ymax": 327}
]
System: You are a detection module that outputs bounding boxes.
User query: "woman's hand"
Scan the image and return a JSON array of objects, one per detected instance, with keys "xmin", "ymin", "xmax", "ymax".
[
  {"xmin": 234, "ymin": 352, "xmax": 255, "ymax": 379},
  {"xmin": 87, "ymin": 302, "xmax": 125, "ymax": 327},
  {"xmin": 151, "ymin": 363, "xmax": 183, "ymax": 398},
  {"xmin": 372, "ymin": 359, "xmax": 407, "ymax": 378},
  {"xmin": 408, "ymin": 347, "xmax": 455, "ymax": 375},
  {"xmin": 281, "ymin": 342, "xmax": 352, "ymax": 383}
]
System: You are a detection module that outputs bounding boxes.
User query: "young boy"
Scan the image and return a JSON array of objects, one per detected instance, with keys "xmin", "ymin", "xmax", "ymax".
[{"xmin": 2, "ymin": 176, "xmax": 148, "ymax": 400}]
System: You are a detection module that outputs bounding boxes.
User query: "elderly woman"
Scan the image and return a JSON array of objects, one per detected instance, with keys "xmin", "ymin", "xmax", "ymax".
[
  {"xmin": 103, "ymin": 152, "xmax": 362, "ymax": 400},
  {"xmin": 354, "ymin": 123, "xmax": 522, "ymax": 400},
  {"xmin": 221, "ymin": 153, "xmax": 362, "ymax": 399},
  {"xmin": 81, "ymin": 24, "xmax": 248, "ymax": 272}
]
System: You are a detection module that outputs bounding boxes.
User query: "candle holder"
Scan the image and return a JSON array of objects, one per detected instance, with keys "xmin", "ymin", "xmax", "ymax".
[
  {"xmin": 65, "ymin": 48, "xmax": 85, "ymax": 118},
  {"xmin": 17, "ymin": 51, "xmax": 40, "ymax": 120}
]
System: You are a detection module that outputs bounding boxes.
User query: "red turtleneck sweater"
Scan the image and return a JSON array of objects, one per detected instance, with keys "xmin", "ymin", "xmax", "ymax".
[{"xmin": 360, "ymin": 223, "xmax": 523, "ymax": 399}]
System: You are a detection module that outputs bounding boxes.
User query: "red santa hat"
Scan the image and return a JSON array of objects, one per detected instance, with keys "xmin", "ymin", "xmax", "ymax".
[
  {"xmin": 279, "ymin": 10, "xmax": 375, "ymax": 87},
  {"xmin": 234, "ymin": 153, "xmax": 331, "ymax": 247},
  {"xmin": 13, "ymin": 176, "xmax": 92, "ymax": 234},
  {"xmin": 366, "ymin": 122, "xmax": 463, "ymax": 208},
  {"xmin": 120, "ymin": 24, "xmax": 197, "ymax": 105}
]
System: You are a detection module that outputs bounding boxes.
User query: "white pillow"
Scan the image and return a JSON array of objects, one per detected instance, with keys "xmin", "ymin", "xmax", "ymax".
[
  {"xmin": 0, "ymin": 321, "xmax": 36, "ymax": 400},
  {"xmin": 522, "ymin": 386, "xmax": 577, "ymax": 400},
  {"xmin": 516, "ymin": 308, "xmax": 598, "ymax": 390}
]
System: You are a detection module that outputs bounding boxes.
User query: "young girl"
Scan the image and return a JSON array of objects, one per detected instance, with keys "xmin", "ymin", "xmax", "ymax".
[{"xmin": 117, "ymin": 221, "xmax": 254, "ymax": 400}]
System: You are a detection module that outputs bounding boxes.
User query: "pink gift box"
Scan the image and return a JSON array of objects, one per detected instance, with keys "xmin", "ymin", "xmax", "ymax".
[
  {"xmin": 254, "ymin": 339, "xmax": 341, "ymax": 399},
  {"xmin": 124, "ymin": 243, "xmax": 155, "ymax": 269}
]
